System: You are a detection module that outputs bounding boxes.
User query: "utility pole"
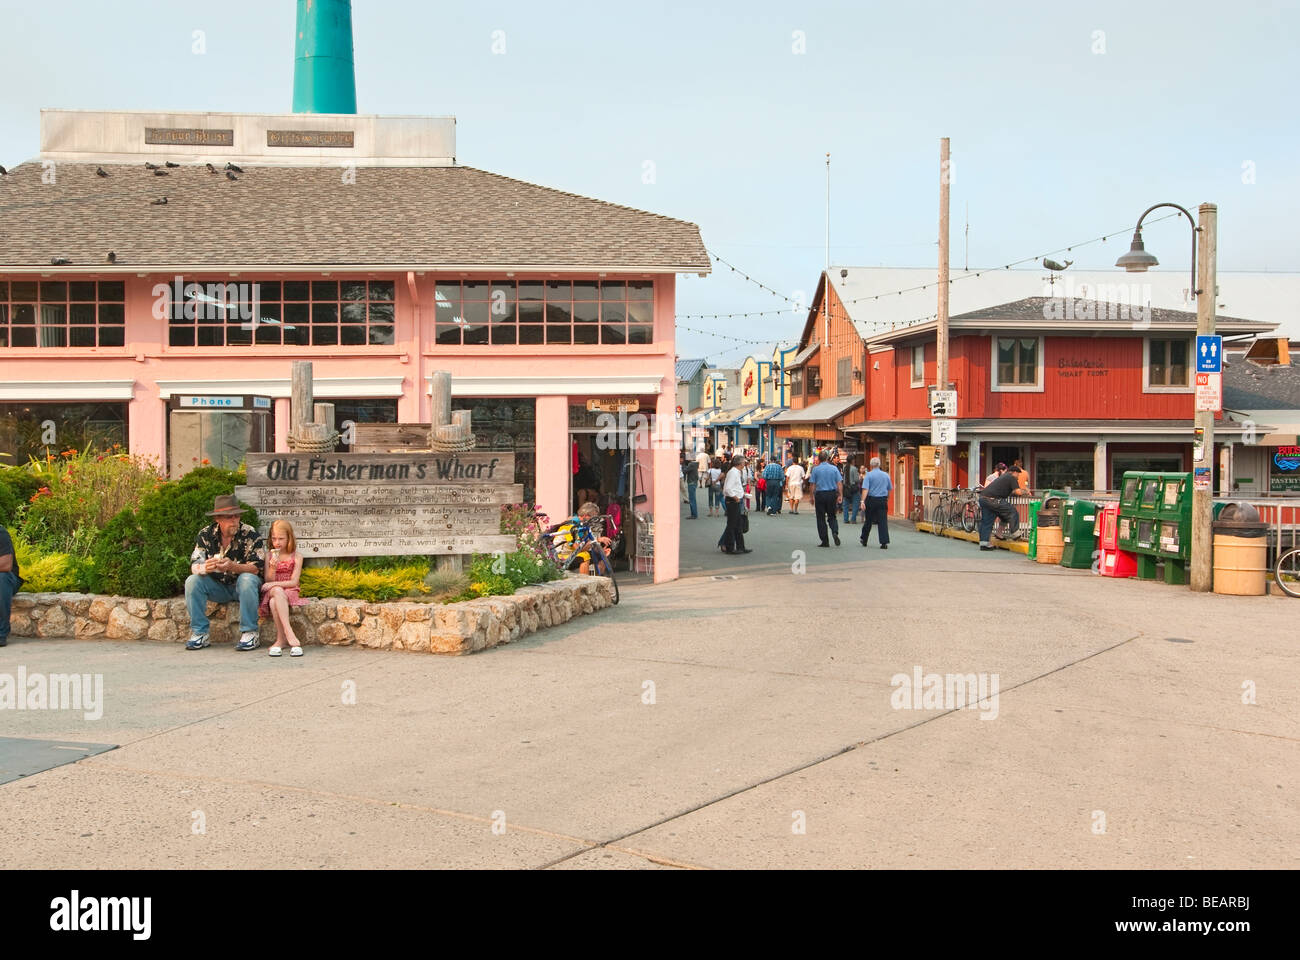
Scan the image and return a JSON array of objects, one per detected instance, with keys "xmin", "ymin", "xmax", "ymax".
[
  {"xmin": 936, "ymin": 138, "xmax": 951, "ymax": 489},
  {"xmin": 1191, "ymin": 203, "xmax": 1217, "ymax": 592}
]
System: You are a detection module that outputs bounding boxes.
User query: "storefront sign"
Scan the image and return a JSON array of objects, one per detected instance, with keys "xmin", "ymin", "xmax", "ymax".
[
  {"xmin": 787, "ymin": 425, "xmax": 815, "ymax": 439},
  {"xmin": 586, "ymin": 398, "xmax": 640, "ymax": 413},
  {"xmin": 145, "ymin": 127, "xmax": 234, "ymax": 146},
  {"xmin": 237, "ymin": 453, "xmax": 517, "ymax": 557},
  {"xmin": 179, "ymin": 395, "xmax": 242, "ymax": 408},
  {"xmin": 1194, "ymin": 372, "xmax": 1222, "ymax": 412},
  {"xmin": 919, "ymin": 444, "xmax": 937, "ymax": 481},
  {"xmin": 1056, "ymin": 358, "xmax": 1108, "ymax": 378},
  {"xmin": 267, "ymin": 129, "xmax": 355, "ymax": 148},
  {"xmin": 1271, "ymin": 445, "xmax": 1300, "ymax": 492}
]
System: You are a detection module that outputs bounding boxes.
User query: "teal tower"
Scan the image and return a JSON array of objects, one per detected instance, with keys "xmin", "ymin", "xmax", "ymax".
[{"xmin": 292, "ymin": 0, "xmax": 357, "ymax": 114}]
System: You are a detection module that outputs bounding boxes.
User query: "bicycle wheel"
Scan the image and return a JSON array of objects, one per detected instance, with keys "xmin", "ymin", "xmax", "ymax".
[
  {"xmin": 930, "ymin": 505, "xmax": 947, "ymax": 534},
  {"xmin": 1276, "ymin": 548, "xmax": 1300, "ymax": 598},
  {"xmin": 961, "ymin": 501, "xmax": 977, "ymax": 533}
]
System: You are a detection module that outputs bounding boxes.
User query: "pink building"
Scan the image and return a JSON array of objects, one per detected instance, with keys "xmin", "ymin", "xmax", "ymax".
[{"xmin": 0, "ymin": 110, "xmax": 710, "ymax": 582}]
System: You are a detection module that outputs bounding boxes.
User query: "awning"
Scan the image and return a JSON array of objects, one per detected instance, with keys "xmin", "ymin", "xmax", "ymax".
[
  {"xmin": 769, "ymin": 395, "xmax": 863, "ymax": 424},
  {"xmin": 710, "ymin": 404, "xmax": 760, "ymax": 426},
  {"xmin": 842, "ymin": 417, "xmax": 1278, "ymax": 441},
  {"xmin": 741, "ymin": 406, "xmax": 787, "ymax": 425},
  {"xmin": 785, "ymin": 342, "xmax": 821, "ymax": 367}
]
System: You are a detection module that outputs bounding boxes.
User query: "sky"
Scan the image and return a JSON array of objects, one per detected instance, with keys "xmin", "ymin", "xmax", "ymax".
[{"xmin": 1, "ymin": 0, "xmax": 1297, "ymax": 366}]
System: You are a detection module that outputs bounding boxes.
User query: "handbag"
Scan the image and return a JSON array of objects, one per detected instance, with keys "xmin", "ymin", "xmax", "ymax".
[
  {"xmin": 740, "ymin": 510, "xmax": 750, "ymax": 534},
  {"xmin": 632, "ymin": 463, "xmax": 649, "ymax": 504}
]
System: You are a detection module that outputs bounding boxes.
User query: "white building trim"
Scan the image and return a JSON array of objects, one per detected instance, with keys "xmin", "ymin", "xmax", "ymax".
[
  {"xmin": 155, "ymin": 377, "xmax": 406, "ymax": 399},
  {"xmin": 0, "ymin": 380, "xmax": 135, "ymax": 401},
  {"xmin": 435, "ymin": 375, "xmax": 665, "ymax": 397}
]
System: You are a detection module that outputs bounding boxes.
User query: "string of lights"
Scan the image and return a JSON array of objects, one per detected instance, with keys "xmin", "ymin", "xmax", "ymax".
[{"xmin": 677, "ymin": 211, "xmax": 1183, "ymax": 321}]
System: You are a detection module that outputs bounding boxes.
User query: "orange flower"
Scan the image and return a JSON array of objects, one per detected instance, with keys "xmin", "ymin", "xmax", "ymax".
[{"xmin": 201, "ymin": 458, "xmax": 211, "ymax": 466}]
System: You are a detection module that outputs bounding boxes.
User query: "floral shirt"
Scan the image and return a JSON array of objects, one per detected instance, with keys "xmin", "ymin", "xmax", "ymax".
[{"xmin": 191, "ymin": 522, "xmax": 265, "ymax": 586}]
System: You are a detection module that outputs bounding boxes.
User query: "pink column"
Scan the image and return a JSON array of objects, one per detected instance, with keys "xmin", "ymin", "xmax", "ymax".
[
  {"xmin": 128, "ymin": 380, "xmax": 166, "ymax": 464},
  {"xmin": 534, "ymin": 395, "xmax": 570, "ymax": 523},
  {"xmin": 652, "ymin": 387, "xmax": 680, "ymax": 583},
  {"xmin": 274, "ymin": 398, "xmax": 291, "ymax": 452}
]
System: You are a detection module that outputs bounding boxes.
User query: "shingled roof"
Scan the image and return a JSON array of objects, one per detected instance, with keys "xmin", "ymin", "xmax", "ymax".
[
  {"xmin": 0, "ymin": 162, "xmax": 710, "ymax": 272},
  {"xmin": 1223, "ymin": 357, "xmax": 1300, "ymax": 411}
]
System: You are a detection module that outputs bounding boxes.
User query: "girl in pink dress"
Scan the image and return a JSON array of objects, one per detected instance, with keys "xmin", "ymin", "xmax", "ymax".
[{"xmin": 260, "ymin": 519, "xmax": 308, "ymax": 657}]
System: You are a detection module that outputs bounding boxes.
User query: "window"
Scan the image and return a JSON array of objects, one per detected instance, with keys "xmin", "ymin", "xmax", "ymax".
[
  {"xmin": 453, "ymin": 398, "xmax": 536, "ymax": 503},
  {"xmin": 1035, "ymin": 455, "xmax": 1093, "ymax": 491},
  {"xmin": 992, "ymin": 336, "xmax": 1042, "ymax": 390},
  {"xmin": 0, "ymin": 402, "xmax": 127, "ymax": 460},
  {"xmin": 0, "ymin": 281, "xmax": 125, "ymax": 348},
  {"xmin": 165, "ymin": 279, "xmax": 395, "ymax": 347},
  {"xmin": 790, "ymin": 368, "xmax": 803, "ymax": 397},
  {"xmin": 435, "ymin": 279, "xmax": 653, "ymax": 347},
  {"xmin": 1145, "ymin": 337, "xmax": 1191, "ymax": 390},
  {"xmin": 910, "ymin": 345, "xmax": 924, "ymax": 386},
  {"xmin": 837, "ymin": 357, "xmax": 852, "ymax": 396},
  {"xmin": 331, "ymin": 398, "xmax": 399, "ymax": 453}
]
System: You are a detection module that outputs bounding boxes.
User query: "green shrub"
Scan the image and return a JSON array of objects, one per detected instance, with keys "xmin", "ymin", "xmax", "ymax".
[
  {"xmin": 300, "ymin": 563, "xmax": 431, "ymax": 603},
  {"xmin": 20, "ymin": 448, "xmax": 162, "ymax": 555},
  {"xmin": 0, "ymin": 467, "xmax": 42, "ymax": 526},
  {"xmin": 13, "ymin": 535, "xmax": 94, "ymax": 593},
  {"xmin": 89, "ymin": 467, "xmax": 254, "ymax": 598}
]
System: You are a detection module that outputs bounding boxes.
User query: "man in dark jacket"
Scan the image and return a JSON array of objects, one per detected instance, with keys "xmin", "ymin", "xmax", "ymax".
[
  {"xmin": 978, "ymin": 468, "xmax": 1025, "ymax": 550},
  {"xmin": 0, "ymin": 525, "xmax": 23, "ymax": 646},
  {"xmin": 681, "ymin": 450, "xmax": 699, "ymax": 519}
]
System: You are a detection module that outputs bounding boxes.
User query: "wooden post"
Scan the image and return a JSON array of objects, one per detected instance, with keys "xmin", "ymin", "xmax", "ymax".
[
  {"xmin": 291, "ymin": 361, "xmax": 313, "ymax": 440},
  {"xmin": 1190, "ymin": 203, "xmax": 1217, "ymax": 592},
  {"xmin": 429, "ymin": 370, "xmax": 452, "ymax": 448},
  {"xmin": 313, "ymin": 402, "xmax": 335, "ymax": 435},
  {"xmin": 452, "ymin": 409, "xmax": 472, "ymax": 432},
  {"xmin": 936, "ymin": 137, "xmax": 951, "ymax": 489}
]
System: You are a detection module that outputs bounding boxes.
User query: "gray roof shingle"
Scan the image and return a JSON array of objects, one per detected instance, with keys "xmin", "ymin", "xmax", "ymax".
[
  {"xmin": 0, "ymin": 163, "xmax": 710, "ymax": 272},
  {"xmin": 1223, "ymin": 357, "xmax": 1300, "ymax": 410}
]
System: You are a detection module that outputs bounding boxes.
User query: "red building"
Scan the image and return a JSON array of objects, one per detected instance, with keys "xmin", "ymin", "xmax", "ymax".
[{"xmin": 848, "ymin": 297, "xmax": 1276, "ymax": 516}]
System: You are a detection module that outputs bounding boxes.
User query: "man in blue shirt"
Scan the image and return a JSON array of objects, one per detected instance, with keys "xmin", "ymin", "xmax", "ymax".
[
  {"xmin": 808, "ymin": 452, "xmax": 843, "ymax": 547},
  {"xmin": 858, "ymin": 456, "xmax": 893, "ymax": 549}
]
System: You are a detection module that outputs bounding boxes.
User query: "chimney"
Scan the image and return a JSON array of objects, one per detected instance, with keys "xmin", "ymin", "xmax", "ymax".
[{"xmin": 292, "ymin": 0, "xmax": 357, "ymax": 114}]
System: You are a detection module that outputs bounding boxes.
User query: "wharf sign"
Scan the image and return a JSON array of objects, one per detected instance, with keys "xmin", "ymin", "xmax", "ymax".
[{"xmin": 238, "ymin": 453, "xmax": 518, "ymax": 557}]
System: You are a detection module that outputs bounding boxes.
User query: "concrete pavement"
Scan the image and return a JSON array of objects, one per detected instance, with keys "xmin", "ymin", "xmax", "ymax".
[{"xmin": 0, "ymin": 500, "xmax": 1294, "ymax": 868}]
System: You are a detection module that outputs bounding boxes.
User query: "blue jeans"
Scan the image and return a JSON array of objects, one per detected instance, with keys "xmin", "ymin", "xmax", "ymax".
[
  {"xmin": 765, "ymin": 487, "xmax": 782, "ymax": 513},
  {"xmin": 0, "ymin": 570, "xmax": 21, "ymax": 640},
  {"xmin": 185, "ymin": 573, "xmax": 262, "ymax": 634},
  {"xmin": 686, "ymin": 482, "xmax": 698, "ymax": 518},
  {"xmin": 843, "ymin": 492, "xmax": 860, "ymax": 523},
  {"xmin": 979, "ymin": 497, "xmax": 1019, "ymax": 545}
]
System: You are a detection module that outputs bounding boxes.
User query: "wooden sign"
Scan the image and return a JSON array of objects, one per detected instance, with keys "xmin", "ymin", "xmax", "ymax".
[
  {"xmin": 297, "ymin": 535, "xmax": 518, "ymax": 558},
  {"xmin": 586, "ymin": 398, "xmax": 640, "ymax": 413},
  {"xmin": 145, "ymin": 127, "xmax": 234, "ymax": 146},
  {"xmin": 919, "ymin": 445, "xmax": 937, "ymax": 481},
  {"xmin": 351, "ymin": 423, "xmax": 434, "ymax": 452},
  {"xmin": 248, "ymin": 506, "xmax": 501, "ymax": 538},
  {"xmin": 244, "ymin": 452, "xmax": 514, "ymax": 486},
  {"xmin": 235, "ymin": 484, "xmax": 522, "ymax": 507},
  {"xmin": 267, "ymin": 130, "xmax": 355, "ymax": 148}
]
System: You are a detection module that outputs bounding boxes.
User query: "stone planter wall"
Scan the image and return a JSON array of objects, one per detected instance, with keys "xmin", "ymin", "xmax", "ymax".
[{"xmin": 9, "ymin": 576, "xmax": 614, "ymax": 655}]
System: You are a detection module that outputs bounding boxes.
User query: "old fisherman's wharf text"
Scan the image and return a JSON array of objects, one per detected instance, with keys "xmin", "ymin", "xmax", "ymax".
[{"xmin": 263, "ymin": 456, "xmax": 504, "ymax": 483}]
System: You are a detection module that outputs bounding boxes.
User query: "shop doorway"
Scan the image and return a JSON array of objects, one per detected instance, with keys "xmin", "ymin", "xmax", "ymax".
[{"xmin": 569, "ymin": 429, "xmax": 644, "ymax": 570}]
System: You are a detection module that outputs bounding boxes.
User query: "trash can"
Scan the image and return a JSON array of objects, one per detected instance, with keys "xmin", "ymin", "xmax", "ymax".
[
  {"xmin": 1027, "ymin": 500, "xmax": 1043, "ymax": 559},
  {"xmin": 1212, "ymin": 502, "xmax": 1268, "ymax": 596},
  {"xmin": 1060, "ymin": 498, "xmax": 1099, "ymax": 569},
  {"xmin": 1035, "ymin": 493, "xmax": 1064, "ymax": 564}
]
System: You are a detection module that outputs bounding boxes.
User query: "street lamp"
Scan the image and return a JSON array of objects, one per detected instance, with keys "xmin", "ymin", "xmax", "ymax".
[{"xmin": 1116, "ymin": 201, "xmax": 1218, "ymax": 592}]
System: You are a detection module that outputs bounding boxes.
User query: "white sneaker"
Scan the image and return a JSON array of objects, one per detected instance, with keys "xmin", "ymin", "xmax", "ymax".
[
  {"xmin": 289, "ymin": 646, "xmax": 304, "ymax": 658},
  {"xmin": 236, "ymin": 631, "xmax": 260, "ymax": 651},
  {"xmin": 268, "ymin": 645, "xmax": 283, "ymax": 657}
]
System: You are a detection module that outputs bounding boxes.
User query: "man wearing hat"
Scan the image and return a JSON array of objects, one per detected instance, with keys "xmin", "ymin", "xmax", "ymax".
[{"xmin": 184, "ymin": 495, "xmax": 266, "ymax": 651}]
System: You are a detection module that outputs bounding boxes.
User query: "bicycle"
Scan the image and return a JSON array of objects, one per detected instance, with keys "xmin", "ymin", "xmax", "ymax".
[
  {"xmin": 1275, "ymin": 546, "xmax": 1300, "ymax": 598},
  {"xmin": 541, "ymin": 514, "xmax": 620, "ymax": 605},
  {"xmin": 929, "ymin": 487, "xmax": 963, "ymax": 536}
]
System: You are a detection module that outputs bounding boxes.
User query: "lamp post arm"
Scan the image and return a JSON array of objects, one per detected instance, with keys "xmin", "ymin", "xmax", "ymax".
[{"xmin": 1133, "ymin": 202, "xmax": 1200, "ymax": 297}]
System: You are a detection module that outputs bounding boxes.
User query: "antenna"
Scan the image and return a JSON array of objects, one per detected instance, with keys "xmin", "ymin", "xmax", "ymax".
[{"xmin": 964, "ymin": 202, "xmax": 969, "ymax": 272}]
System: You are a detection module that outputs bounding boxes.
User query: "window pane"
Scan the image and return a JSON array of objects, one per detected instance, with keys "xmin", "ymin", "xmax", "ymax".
[
  {"xmin": 518, "ymin": 324, "xmax": 544, "ymax": 345},
  {"xmin": 312, "ymin": 281, "xmax": 338, "ymax": 301},
  {"xmin": 435, "ymin": 282, "xmax": 460, "ymax": 307},
  {"xmin": 341, "ymin": 281, "xmax": 368, "ymax": 301},
  {"xmin": 311, "ymin": 323, "xmax": 338, "ymax": 346},
  {"xmin": 12, "ymin": 281, "xmax": 38, "ymax": 301},
  {"xmin": 170, "ymin": 327, "xmax": 195, "ymax": 346},
  {"xmin": 0, "ymin": 281, "xmax": 7, "ymax": 299},
  {"xmin": 600, "ymin": 281, "xmax": 625, "ymax": 299},
  {"xmin": 491, "ymin": 281, "xmax": 516, "ymax": 301},
  {"xmin": 340, "ymin": 325, "xmax": 366, "ymax": 346},
  {"xmin": 341, "ymin": 302, "xmax": 367, "ymax": 325},
  {"xmin": 40, "ymin": 325, "xmax": 68, "ymax": 347},
  {"xmin": 41, "ymin": 303, "xmax": 67, "ymax": 326},
  {"xmin": 369, "ymin": 303, "xmax": 395, "ymax": 325},
  {"xmin": 284, "ymin": 281, "xmax": 310, "ymax": 301},
  {"xmin": 490, "ymin": 323, "xmax": 517, "ymax": 345},
  {"xmin": 70, "ymin": 327, "xmax": 97, "ymax": 347},
  {"xmin": 70, "ymin": 303, "xmax": 96, "ymax": 325},
  {"xmin": 546, "ymin": 302, "xmax": 571, "ymax": 324},
  {"xmin": 12, "ymin": 304, "xmax": 35, "ymax": 325},
  {"xmin": 518, "ymin": 302, "xmax": 543, "ymax": 325},
  {"xmin": 573, "ymin": 281, "xmax": 598, "ymax": 300},
  {"xmin": 98, "ymin": 303, "xmax": 124, "ymax": 325},
  {"xmin": 70, "ymin": 282, "xmax": 97, "ymax": 301},
  {"xmin": 601, "ymin": 303, "xmax": 626, "ymax": 325},
  {"xmin": 11, "ymin": 327, "xmax": 35, "ymax": 347},
  {"xmin": 436, "ymin": 324, "xmax": 461, "ymax": 345},
  {"xmin": 257, "ymin": 281, "xmax": 281, "ymax": 302},
  {"xmin": 368, "ymin": 325, "xmax": 394, "ymax": 345},
  {"xmin": 998, "ymin": 362, "xmax": 1014, "ymax": 385},
  {"xmin": 627, "ymin": 324, "xmax": 653, "ymax": 344},
  {"xmin": 197, "ymin": 326, "xmax": 223, "ymax": 346},
  {"xmin": 546, "ymin": 280, "xmax": 572, "ymax": 300},
  {"xmin": 1169, "ymin": 340, "xmax": 1188, "ymax": 385},
  {"xmin": 573, "ymin": 324, "xmax": 599, "ymax": 345},
  {"xmin": 0, "ymin": 327, "xmax": 6, "ymax": 348},
  {"xmin": 313, "ymin": 303, "xmax": 338, "ymax": 325},
  {"xmin": 1151, "ymin": 341, "xmax": 1168, "ymax": 385},
  {"xmin": 253, "ymin": 321, "xmax": 282, "ymax": 345},
  {"xmin": 285, "ymin": 323, "xmax": 311, "ymax": 346},
  {"xmin": 518, "ymin": 282, "xmax": 544, "ymax": 301},
  {"xmin": 369, "ymin": 281, "xmax": 394, "ymax": 301},
  {"xmin": 574, "ymin": 301, "xmax": 598, "ymax": 324},
  {"xmin": 40, "ymin": 282, "xmax": 67, "ymax": 301},
  {"xmin": 627, "ymin": 300, "xmax": 653, "ymax": 324},
  {"xmin": 627, "ymin": 281, "xmax": 654, "ymax": 301},
  {"xmin": 284, "ymin": 303, "xmax": 310, "ymax": 330},
  {"xmin": 546, "ymin": 324, "xmax": 572, "ymax": 344},
  {"xmin": 462, "ymin": 281, "xmax": 489, "ymax": 300},
  {"xmin": 98, "ymin": 281, "xmax": 124, "ymax": 301},
  {"xmin": 601, "ymin": 324, "xmax": 626, "ymax": 345},
  {"xmin": 227, "ymin": 320, "xmax": 252, "ymax": 346}
]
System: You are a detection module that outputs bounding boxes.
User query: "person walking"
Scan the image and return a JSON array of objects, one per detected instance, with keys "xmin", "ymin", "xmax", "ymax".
[
  {"xmin": 859, "ymin": 456, "xmax": 893, "ymax": 549},
  {"xmin": 978, "ymin": 466, "xmax": 1025, "ymax": 550},
  {"xmin": 841, "ymin": 456, "xmax": 861, "ymax": 525},
  {"xmin": 762, "ymin": 458, "xmax": 785, "ymax": 515},
  {"xmin": 809, "ymin": 452, "xmax": 843, "ymax": 547},
  {"xmin": 784, "ymin": 457, "xmax": 806, "ymax": 514},
  {"xmin": 681, "ymin": 449, "xmax": 699, "ymax": 520},
  {"xmin": 706, "ymin": 457, "xmax": 724, "ymax": 517},
  {"xmin": 718, "ymin": 454, "xmax": 752, "ymax": 554}
]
